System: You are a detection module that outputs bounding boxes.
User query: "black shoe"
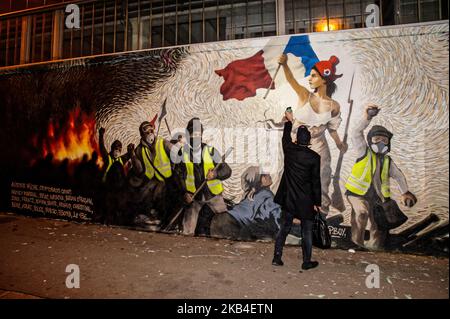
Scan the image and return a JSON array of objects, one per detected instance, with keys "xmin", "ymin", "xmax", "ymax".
[
  {"xmin": 272, "ymin": 257, "xmax": 284, "ymax": 266},
  {"xmin": 301, "ymin": 261, "xmax": 319, "ymax": 270}
]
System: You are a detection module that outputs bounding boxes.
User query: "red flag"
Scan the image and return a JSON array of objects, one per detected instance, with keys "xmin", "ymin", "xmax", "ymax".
[{"xmin": 215, "ymin": 50, "xmax": 275, "ymax": 101}]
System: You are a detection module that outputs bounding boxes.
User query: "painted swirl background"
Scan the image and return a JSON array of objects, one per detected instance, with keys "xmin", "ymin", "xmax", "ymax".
[{"xmin": 96, "ymin": 22, "xmax": 449, "ymax": 230}]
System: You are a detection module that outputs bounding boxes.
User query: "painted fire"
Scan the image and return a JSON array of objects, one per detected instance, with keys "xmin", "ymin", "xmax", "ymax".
[{"xmin": 33, "ymin": 107, "xmax": 101, "ymax": 165}]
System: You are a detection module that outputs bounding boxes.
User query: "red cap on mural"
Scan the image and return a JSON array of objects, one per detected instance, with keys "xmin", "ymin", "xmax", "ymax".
[
  {"xmin": 313, "ymin": 56, "xmax": 343, "ymax": 82},
  {"xmin": 149, "ymin": 114, "xmax": 158, "ymax": 127}
]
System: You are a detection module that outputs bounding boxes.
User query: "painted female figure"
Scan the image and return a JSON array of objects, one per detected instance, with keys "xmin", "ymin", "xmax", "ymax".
[{"xmin": 278, "ymin": 54, "xmax": 348, "ymax": 214}]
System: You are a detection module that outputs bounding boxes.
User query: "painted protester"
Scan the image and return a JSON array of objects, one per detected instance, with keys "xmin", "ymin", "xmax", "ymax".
[
  {"xmin": 99, "ymin": 127, "xmax": 133, "ymax": 183},
  {"xmin": 278, "ymin": 53, "xmax": 348, "ymax": 214},
  {"xmin": 127, "ymin": 117, "xmax": 175, "ymax": 228},
  {"xmin": 345, "ymin": 104, "xmax": 418, "ymax": 250},
  {"xmin": 178, "ymin": 117, "xmax": 232, "ymax": 235}
]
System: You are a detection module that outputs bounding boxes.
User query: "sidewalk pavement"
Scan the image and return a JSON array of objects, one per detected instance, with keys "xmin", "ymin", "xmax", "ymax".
[{"xmin": 0, "ymin": 212, "xmax": 448, "ymax": 299}]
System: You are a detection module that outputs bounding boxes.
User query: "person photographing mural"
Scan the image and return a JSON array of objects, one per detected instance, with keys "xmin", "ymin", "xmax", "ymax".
[
  {"xmin": 272, "ymin": 109, "xmax": 322, "ymax": 270},
  {"xmin": 278, "ymin": 53, "xmax": 347, "ymax": 216},
  {"xmin": 345, "ymin": 104, "xmax": 418, "ymax": 250},
  {"xmin": 178, "ymin": 117, "xmax": 232, "ymax": 236}
]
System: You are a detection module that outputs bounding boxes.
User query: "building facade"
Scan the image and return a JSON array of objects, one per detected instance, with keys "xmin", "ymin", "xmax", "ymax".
[{"xmin": 0, "ymin": 1, "xmax": 448, "ymax": 67}]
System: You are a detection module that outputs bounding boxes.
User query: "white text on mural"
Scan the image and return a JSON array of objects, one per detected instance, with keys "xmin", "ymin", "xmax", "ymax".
[{"xmin": 10, "ymin": 182, "xmax": 93, "ymax": 220}]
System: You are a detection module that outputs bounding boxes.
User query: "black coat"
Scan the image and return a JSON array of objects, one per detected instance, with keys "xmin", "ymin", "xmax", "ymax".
[{"xmin": 274, "ymin": 121, "xmax": 322, "ymax": 220}]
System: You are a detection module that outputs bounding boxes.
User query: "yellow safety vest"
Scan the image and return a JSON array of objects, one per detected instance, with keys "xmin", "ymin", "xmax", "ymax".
[
  {"xmin": 142, "ymin": 137, "xmax": 172, "ymax": 182},
  {"xmin": 183, "ymin": 146, "xmax": 224, "ymax": 195},
  {"xmin": 102, "ymin": 155, "xmax": 124, "ymax": 182},
  {"xmin": 345, "ymin": 148, "xmax": 391, "ymax": 198}
]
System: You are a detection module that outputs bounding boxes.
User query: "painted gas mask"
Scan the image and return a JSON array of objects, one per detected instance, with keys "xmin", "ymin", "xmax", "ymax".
[
  {"xmin": 111, "ymin": 140, "xmax": 122, "ymax": 158},
  {"xmin": 139, "ymin": 121, "xmax": 156, "ymax": 147},
  {"xmin": 370, "ymin": 139, "xmax": 389, "ymax": 155},
  {"xmin": 367, "ymin": 125, "xmax": 393, "ymax": 156}
]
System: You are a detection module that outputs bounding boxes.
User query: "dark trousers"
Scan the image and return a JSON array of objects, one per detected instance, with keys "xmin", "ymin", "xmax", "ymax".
[{"xmin": 274, "ymin": 210, "xmax": 314, "ymax": 263}]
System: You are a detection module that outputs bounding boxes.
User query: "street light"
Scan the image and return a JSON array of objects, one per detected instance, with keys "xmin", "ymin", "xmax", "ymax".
[{"xmin": 315, "ymin": 19, "xmax": 341, "ymax": 32}]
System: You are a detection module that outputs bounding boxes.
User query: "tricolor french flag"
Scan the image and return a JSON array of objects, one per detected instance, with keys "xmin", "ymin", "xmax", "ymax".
[{"xmin": 215, "ymin": 35, "xmax": 319, "ymax": 101}]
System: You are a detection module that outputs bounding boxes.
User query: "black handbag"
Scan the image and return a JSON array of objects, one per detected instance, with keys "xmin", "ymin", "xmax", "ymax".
[
  {"xmin": 312, "ymin": 213, "xmax": 331, "ymax": 249},
  {"xmin": 372, "ymin": 198, "xmax": 408, "ymax": 231},
  {"xmin": 371, "ymin": 163, "xmax": 408, "ymax": 230}
]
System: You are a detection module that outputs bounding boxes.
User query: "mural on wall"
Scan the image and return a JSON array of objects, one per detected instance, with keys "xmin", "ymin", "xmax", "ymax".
[{"xmin": 0, "ymin": 22, "xmax": 448, "ymax": 255}]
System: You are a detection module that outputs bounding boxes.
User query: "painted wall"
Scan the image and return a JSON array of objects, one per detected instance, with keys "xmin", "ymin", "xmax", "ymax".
[{"xmin": 0, "ymin": 21, "xmax": 448, "ymax": 255}]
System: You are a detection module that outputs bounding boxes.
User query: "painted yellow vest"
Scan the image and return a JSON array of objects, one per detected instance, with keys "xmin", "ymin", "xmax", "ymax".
[
  {"xmin": 183, "ymin": 147, "xmax": 224, "ymax": 195},
  {"xmin": 345, "ymin": 148, "xmax": 391, "ymax": 198},
  {"xmin": 142, "ymin": 137, "xmax": 172, "ymax": 182},
  {"xmin": 102, "ymin": 155, "xmax": 124, "ymax": 182}
]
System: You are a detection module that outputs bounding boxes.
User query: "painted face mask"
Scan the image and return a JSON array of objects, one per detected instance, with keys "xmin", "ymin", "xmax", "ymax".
[
  {"xmin": 112, "ymin": 149, "xmax": 121, "ymax": 159},
  {"xmin": 190, "ymin": 137, "xmax": 202, "ymax": 149},
  {"xmin": 370, "ymin": 141, "xmax": 389, "ymax": 155},
  {"xmin": 145, "ymin": 133, "xmax": 155, "ymax": 146},
  {"xmin": 189, "ymin": 132, "xmax": 202, "ymax": 150}
]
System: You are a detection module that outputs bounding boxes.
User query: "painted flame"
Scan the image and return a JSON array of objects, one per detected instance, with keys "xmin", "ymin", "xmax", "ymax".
[{"xmin": 35, "ymin": 107, "xmax": 101, "ymax": 165}]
